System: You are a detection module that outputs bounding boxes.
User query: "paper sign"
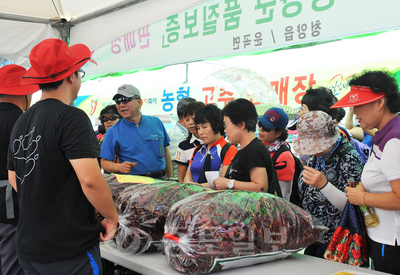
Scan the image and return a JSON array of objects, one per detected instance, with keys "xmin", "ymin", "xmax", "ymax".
[
  {"xmin": 329, "ymin": 269, "xmax": 375, "ymax": 275},
  {"xmin": 115, "ymin": 174, "xmax": 158, "ymax": 184},
  {"xmin": 205, "ymin": 171, "xmax": 219, "ymax": 189}
]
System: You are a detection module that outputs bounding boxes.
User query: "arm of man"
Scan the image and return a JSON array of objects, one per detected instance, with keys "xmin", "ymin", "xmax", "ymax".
[
  {"xmin": 101, "ymin": 159, "xmax": 136, "ymax": 174},
  {"xmin": 164, "ymin": 147, "xmax": 173, "ymax": 177},
  {"xmin": 70, "ymin": 158, "xmax": 119, "ymax": 241},
  {"xmin": 8, "ymin": 171, "xmax": 17, "ymax": 191}
]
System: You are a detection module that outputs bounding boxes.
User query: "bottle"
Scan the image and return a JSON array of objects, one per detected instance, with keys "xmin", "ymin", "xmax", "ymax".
[{"xmin": 348, "ymin": 178, "xmax": 379, "ymax": 228}]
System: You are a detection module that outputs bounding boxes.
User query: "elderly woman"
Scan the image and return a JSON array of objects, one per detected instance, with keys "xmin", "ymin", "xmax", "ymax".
[
  {"xmin": 184, "ymin": 104, "xmax": 237, "ymax": 185},
  {"xmin": 295, "ymin": 110, "xmax": 363, "ymax": 258},
  {"xmin": 332, "ymin": 70, "xmax": 400, "ymax": 274},
  {"xmin": 213, "ymin": 99, "xmax": 281, "ymax": 194},
  {"xmin": 258, "ymin": 107, "xmax": 295, "ymax": 200},
  {"xmin": 174, "ymin": 102, "xmax": 205, "ymax": 182}
]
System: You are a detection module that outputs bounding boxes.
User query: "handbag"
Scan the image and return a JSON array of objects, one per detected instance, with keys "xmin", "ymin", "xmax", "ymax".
[{"xmin": 323, "ymin": 200, "xmax": 370, "ymax": 266}]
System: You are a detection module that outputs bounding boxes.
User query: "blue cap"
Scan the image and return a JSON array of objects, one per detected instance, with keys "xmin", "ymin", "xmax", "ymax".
[
  {"xmin": 287, "ymin": 113, "xmax": 299, "ymax": 130},
  {"xmin": 258, "ymin": 108, "xmax": 289, "ymax": 129}
]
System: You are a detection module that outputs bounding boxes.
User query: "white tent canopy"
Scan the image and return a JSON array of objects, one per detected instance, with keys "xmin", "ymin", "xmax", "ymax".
[{"xmin": 0, "ymin": 0, "xmax": 209, "ymax": 67}]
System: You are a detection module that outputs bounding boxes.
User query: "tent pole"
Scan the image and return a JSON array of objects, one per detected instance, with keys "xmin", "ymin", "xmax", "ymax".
[
  {"xmin": 183, "ymin": 63, "xmax": 189, "ymax": 84},
  {"xmin": 53, "ymin": 19, "xmax": 74, "ymax": 106},
  {"xmin": 53, "ymin": 19, "xmax": 71, "ymax": 44}
]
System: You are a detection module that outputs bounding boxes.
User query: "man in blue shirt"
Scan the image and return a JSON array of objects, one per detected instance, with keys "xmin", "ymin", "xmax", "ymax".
[{"xmin": 100, "ymin": 84, "xmax": 173, "ymax": 178}]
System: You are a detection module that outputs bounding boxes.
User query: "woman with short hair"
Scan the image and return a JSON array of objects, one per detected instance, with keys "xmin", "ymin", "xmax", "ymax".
[
  {"xmin": 184, "ymin": 104, "xmax": 237, "ymax": 185},
  {"xmin": 213, "ymin": 99, "xmax": 280, "ymax": 194}
]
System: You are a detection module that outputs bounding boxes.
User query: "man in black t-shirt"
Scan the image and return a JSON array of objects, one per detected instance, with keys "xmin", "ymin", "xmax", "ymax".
[
  {"xmin": 7, "ymin": 39, "xmax": 118, "ymax": 274},
  {"xmin": 0, "ymin": 65, "xmax": 39, "ymax": 275}
]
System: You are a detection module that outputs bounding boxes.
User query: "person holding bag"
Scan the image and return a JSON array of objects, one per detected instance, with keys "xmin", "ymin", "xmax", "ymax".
[
  {"xmin": 332, "ymin": 70, "xmax": 400, "ymax": 274},
  {"xmin": 294, "ymin": 111, "xmax": 364, "ymax": 258}
]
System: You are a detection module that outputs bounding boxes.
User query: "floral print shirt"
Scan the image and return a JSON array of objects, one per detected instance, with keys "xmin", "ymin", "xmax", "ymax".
[{"xmin": 298, "ymin": 136, "xmax": 364, "ymax": 244}]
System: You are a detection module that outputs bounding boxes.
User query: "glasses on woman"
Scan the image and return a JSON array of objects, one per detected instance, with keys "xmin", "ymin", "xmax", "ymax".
[
  {"xmin": 114, "ymin": 97, "xmax": 134, "ymax": 105},
  {"xmin": 100, "ymin": 114, "xmax": 120, "ymax": 122},
  {"xmin": 258, "ymin": 122, "xmax": 273, "ymax": 132},
  {"xmin": 223, "ymin": 122, "xmax": 233, "ymax": 129}
]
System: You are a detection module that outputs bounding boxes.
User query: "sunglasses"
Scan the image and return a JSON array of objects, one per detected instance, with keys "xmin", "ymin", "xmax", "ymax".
[
  {"xmin": 78, "ymin": 68, "xmax": 85, "ymax": 79},
  {"xmin": 114, "ymin": 97, "xmax": 140, "ymax": 105},
  {"xmin": 100, "ymin": 115, "xmax": 120, "ymax": 122},
  {"xmin": 258, "ymin": 122, "xmax": 273, "ymax": 132}
]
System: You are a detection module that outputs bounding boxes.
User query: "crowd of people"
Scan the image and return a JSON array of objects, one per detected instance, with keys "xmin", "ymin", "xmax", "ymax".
[{"xmin": 0, "ymin": 37, "xmax": 399, "ymax": 274}]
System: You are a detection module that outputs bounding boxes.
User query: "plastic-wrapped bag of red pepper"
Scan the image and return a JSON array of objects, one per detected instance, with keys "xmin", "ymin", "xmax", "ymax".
[
  {"xmin": 95, "ymin": 174, "xmax": 163, "ymax": 222},
  {"xmin": 114, "ymin": 181, "xmax": 210, "ymax": 254},
  {"xmin": 105, "ymin": 173, "xmax": 162, "ymax": 200},
  {"xmin": 163, "ymin": 190, "xmax": 328, "ymax": 274}
]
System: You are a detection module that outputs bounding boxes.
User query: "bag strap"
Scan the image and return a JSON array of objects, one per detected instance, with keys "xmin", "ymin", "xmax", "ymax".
[
  {"xmin": 191, "ymin": 142, "xmax": 231, "ymax": 164},
  {"xmin": 220, "ymin": 142, "xmax": 231, "ymax": 163},
  {"xmin": 191, "ymin": 144, "xmax": 202, "ymax": 163},
  {"xmin": 271, "ymin": 145, "xmax": 290, "ymax": 167},
  {"xmin": 310, "ymin": 142, "xmax": 354, "ymax": 181},
  {"xmin": 338, "ymin": 125, "xmax": 351, "ymax": 141},
  {"xmin": 334, "ymin": 143, "xmax": 354, "ymax": 176}
]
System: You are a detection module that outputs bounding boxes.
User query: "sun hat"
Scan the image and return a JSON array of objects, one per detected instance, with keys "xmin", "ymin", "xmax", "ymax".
[
  {"xmin": 0, "ymin": 65, "xmax": 39, "ymax": 95},
  {"xmin": 20, "ymin": 38, "xmax": 90, "ymax": 85},
  {"xmin": 258, "ymin": 107, "xmax": 289, "ymax": 129},
  {"xmin": 293, "ymin": 111, "xmax": 340, "ymax": 155},
  {"xmin": 113, "ymin": 84, "xmax": 141, "ymax": 100},
  {"xmin": 330, "ymin": 86, "xmax": 385, "ymax": 108}
]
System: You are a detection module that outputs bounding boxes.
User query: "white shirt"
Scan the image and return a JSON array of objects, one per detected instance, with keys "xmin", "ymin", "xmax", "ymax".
[{"xmin": 362, "ymin": 138, "xmax": 400, "ymax": 245}]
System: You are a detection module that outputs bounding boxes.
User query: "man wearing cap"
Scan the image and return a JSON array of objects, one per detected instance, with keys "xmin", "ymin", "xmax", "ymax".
[
  {"xmin": 100, "ymin": 84, "xmax": 173, "ymax": 178},
  {"xmin": 7, "ymin": 39, "xmax": 118, "ymax": 274},
  {"xmin": 0, "ymin": 64, "xmax": 39, "ymax": 275},
  {"xmin": 168, "ymin": 97, "xmax": 196, "ymax": 179}
]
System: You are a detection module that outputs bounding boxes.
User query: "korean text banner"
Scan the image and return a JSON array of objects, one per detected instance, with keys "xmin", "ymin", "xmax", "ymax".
[
  {"xmin": 77, "ymin": 58, "xmax": 400, "ymax": 122},
  {"xmin": 85, "ymin": 0, "xmax": 400, "ymax": 76}
]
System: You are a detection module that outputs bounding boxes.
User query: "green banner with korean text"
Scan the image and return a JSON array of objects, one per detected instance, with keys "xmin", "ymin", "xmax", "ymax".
[{"xmin": 85, "ymin": 0, "xmax": 400, "ymax": 76}]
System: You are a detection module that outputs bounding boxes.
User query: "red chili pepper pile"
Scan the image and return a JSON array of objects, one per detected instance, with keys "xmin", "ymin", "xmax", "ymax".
[
  {"xmin": 163, "ymin": 190, "xmax": 328, "ymax": 274},
  {"xmin": 96, "ymin": 174, "xmax": 162, "ymax": 222},
  {"xmin": 114, "ymin": 182, "xmax": 209, "ymax": 254}
]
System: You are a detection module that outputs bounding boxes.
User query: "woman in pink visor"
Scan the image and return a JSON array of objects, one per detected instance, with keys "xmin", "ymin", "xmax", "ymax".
[{"xmin": 331, "ymin": 70, "xmax": 400, "ymax": 274}]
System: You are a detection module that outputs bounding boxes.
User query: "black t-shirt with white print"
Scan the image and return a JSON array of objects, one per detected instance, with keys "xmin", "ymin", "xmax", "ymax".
[{"xmin": 8, "ymin": 99, "xmax": 102, "ymax": 263}]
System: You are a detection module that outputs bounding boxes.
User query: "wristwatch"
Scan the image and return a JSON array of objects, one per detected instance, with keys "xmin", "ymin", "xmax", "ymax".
[{"xmin": 227, "ymin": 179, "xmax": 236, "ymax": 190}]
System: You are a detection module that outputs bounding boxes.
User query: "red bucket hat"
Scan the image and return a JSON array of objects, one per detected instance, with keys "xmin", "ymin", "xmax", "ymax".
[
  {"xmin": 0, "ymin": 64, "xmax": 39, "ymax": 95},
  {"xmin": 331, "ymin": 86, "xmax": 385, "ymax": 108},
  {"xmin": 21, "ymin": 39, "xmax": 90, "ymax": 85}
]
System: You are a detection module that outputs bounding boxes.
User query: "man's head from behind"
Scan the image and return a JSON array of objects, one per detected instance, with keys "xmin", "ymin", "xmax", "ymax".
[
  {"xmin": 0, "ymin": 64, "xmax": 40, "ymax": 110},
  {"xmin": 21, "ymin": 38, "xmax": 90, "ymax": 92},
  {"xmin": 177, "ymin": 97, "xmax": 196, "ymax": 118},
  {"xmin": 301, "ymin": 86, "xmax": 339, "ymax": 121}
]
